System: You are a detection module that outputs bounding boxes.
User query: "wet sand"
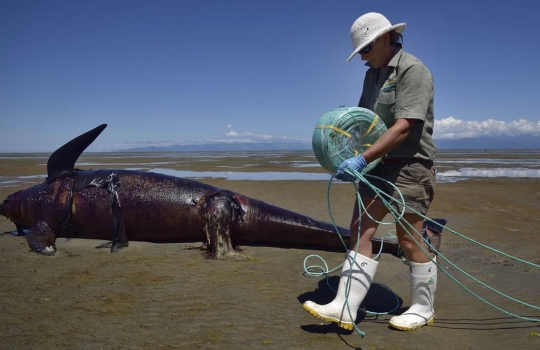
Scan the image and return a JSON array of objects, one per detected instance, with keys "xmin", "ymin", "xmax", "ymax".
[{"xmin": 1, "ymin": 157, "xmax": 539, "ymax": 349}]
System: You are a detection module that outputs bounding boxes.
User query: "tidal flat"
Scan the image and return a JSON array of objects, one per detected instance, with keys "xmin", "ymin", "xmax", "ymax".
[{"xmin": 0, "ymin": 150, "xmax": 539, "ymax": 350}]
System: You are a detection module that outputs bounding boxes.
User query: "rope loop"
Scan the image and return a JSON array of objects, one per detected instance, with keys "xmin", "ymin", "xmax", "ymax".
[{"xmin": 306, "ymin": 107, "xmax": 540, "ymax": 338}]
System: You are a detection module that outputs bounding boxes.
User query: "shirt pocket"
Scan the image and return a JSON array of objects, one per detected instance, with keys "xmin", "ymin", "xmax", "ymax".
[{"xmin": 374, "ymin": 87, "xmax": 396, "ymax": 126}]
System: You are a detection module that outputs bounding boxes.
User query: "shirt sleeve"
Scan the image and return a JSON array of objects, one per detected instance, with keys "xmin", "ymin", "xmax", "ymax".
[{"xmin": 395, "ymin": 65, "xmax": 433, "ymax": 121}]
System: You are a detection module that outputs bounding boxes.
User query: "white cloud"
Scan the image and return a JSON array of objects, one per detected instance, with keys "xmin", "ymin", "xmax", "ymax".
[
  {"xmin": 220, "ymin": 132, "xmax": 275, "ymax": 142},
  {"xmin": 87, "ymin": 118, "xmax": 540, "ymax": 151},
  {"xmin": 435, "ymin": 117, "xmax": 540, "ymax": 139},
  {"xmin": 222, "ymin": 127, "xmax": 290, "ymax": 143}
]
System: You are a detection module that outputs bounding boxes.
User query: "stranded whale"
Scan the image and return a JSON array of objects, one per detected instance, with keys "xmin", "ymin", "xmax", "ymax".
[{"xmin": 0, "ymin": 125, "xmax": 445, "ymax": 258}]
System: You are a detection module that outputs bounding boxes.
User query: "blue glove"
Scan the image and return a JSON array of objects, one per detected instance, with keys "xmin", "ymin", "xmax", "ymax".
[{"xmin": 335, "ymin": 155, "xmax": 367, "ymax": 182}]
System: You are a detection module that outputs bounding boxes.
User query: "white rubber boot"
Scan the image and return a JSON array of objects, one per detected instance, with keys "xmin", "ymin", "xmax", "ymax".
[
  {"xmin": 389, "ymin": 260, "xmax": 437, "ymax": 331},
  {"xmin": 303, "ymin": 250, "xmax": 378, "ymax": 330}
]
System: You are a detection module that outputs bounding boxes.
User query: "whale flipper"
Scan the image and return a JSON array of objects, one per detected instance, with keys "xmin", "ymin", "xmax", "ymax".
[{"xmin": 26, "ymin": 221, "xmax": 57, "ymax": 256}]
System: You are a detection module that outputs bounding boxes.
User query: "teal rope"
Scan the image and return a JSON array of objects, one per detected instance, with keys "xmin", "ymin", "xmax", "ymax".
[
  {"xmin": 348, "ymin": 167, "xmax": 540, "ymax": 319},
  {"xmin": 307, "ymin": 106, "xmax": 539, "ymax": 337},
  {"xmin": 312, "ymin": 107, "xmax": 387, "ymax": 174},
  {"xmin": 303, "ymin": 175, "xmax": 404, "ymax": 338},
  {"xmin": 303, "ymin": 168, "xmax": 540, "ymax": 338}
]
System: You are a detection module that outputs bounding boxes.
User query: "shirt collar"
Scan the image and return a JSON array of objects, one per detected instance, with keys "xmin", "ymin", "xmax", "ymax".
[{"xmin": 387, "ymin": 44, "xmax": 403, "ymax": 68}]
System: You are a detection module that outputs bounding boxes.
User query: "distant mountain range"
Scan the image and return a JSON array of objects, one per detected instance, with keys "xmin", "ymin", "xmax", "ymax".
[
  {"xmin": 121, "ymin": 142, "xmax": 312, "ymax": 152},
  {"xmin": 119, "ymin": 136, "xmax": 539, "ymax": 152}
]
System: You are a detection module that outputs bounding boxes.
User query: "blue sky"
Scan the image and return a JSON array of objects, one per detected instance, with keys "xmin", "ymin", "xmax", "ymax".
[{"xmin": 1, "ymin": 0, "xmax": 540, "ymax": 152}]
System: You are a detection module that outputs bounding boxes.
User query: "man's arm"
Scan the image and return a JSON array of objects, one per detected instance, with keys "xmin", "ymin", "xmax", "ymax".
[{"xmin": 362, "ymin": 118, "xmax": 416, "ymax": 164}]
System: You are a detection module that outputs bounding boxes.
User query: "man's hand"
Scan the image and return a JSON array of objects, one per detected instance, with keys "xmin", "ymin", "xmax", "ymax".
[{"xmin": 335, "ymin": 155, "xmax": 367, "ymax": 182}]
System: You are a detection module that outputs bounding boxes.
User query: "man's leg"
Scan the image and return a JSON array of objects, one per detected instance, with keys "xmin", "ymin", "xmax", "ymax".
[
  {"xmin": 302, "ymin": 196, "xmax": 387, "ymax": 330},
  {"xmin": 349, "ymin": 196, "xmax": 388, "ymax": 255},
  {"xmin": 395, "ymin": 213, "xmax": 431, "ymax": 263},
  {"xmin": 390, "ymin": 212, "xmax": 437, "ymax": 330}
]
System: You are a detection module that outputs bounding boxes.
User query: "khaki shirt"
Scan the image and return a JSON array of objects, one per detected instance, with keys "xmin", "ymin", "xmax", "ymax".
[{"xmin": 358, "ymin": 46, "xmax": 436, "ymax": 160}]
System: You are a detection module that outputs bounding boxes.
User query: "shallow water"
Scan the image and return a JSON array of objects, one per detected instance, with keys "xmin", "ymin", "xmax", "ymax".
[{"xmin": 1, "ymin": 149, "xmax": 539, "ymax": 187}]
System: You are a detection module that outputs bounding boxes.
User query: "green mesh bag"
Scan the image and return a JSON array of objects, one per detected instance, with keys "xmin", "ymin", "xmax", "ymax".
[{"xmin": 312, "ymin": 106, "xmax": 387, "ymax": 174}]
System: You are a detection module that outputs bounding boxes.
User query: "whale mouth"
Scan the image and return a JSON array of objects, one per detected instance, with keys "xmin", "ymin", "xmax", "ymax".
[{"xmin": 1, "ymin": 194, "xmax": 15, "ymax": 218}]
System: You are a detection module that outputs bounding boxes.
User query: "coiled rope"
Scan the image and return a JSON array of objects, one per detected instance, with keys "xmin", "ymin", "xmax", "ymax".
[
  {"xmin": 312, "ymin": 106, "xmax": 387, "ymax": 175},
  {"xmin": 306, "ymin": 106, "xmax": 540, "ymax": 338}
]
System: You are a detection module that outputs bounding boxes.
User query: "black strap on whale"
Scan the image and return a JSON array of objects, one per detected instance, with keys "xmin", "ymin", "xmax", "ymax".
[
  {"xmin": 62, "ymin": 170, "xmax": 126, "ymax": 250},
  {"xmin": 47, "ymin": 124, "xmax": 107, "ymax": 180}
]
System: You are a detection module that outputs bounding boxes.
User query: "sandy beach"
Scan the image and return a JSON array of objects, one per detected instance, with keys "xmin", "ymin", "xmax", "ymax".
[{"xmin": 1, "ymin": 155, "xmax": 539, "ymax": 350}]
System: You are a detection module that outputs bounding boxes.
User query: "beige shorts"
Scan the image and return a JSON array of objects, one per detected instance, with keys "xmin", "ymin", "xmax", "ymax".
[{"xmin": 359, "ymin": 158, "xmax": 436, "ymax": 215}]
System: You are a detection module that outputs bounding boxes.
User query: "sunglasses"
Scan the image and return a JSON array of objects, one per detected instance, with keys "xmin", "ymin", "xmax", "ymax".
[{"xmin": 359, "ymin": 41, "xmax": 375, "ymax": 55}]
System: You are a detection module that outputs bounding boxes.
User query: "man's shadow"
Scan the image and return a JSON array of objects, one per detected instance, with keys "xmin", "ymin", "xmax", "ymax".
[{"xmin": 298, "ymin": 276, "xmax": 404, "ymax": 334}]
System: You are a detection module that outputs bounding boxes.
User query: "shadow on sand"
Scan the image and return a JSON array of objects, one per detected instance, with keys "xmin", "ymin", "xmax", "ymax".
[{"xmin": 298, "ymin": 276, "xmax": 404, "ymax": 333}]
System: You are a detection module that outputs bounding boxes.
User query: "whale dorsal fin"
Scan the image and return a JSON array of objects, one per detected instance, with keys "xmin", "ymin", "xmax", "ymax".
[{"xmin": 47, "ymin": 124, "xmax": 108, "ymax": 180}]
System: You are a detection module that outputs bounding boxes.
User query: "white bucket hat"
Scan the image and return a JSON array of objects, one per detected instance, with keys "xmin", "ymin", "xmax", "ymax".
[{"xmin": 346, "ymin": 12, "xmax": 406, "ymax": 62}]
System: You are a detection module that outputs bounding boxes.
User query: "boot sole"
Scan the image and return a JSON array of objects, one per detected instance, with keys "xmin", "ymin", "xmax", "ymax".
[
  {"xmin": 303, "ymin": 303, "xmax": 354, "ymax": 331},
  {"xmin": 389, "ymin": 317, "xmax": 435, "ymax": 331}
]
